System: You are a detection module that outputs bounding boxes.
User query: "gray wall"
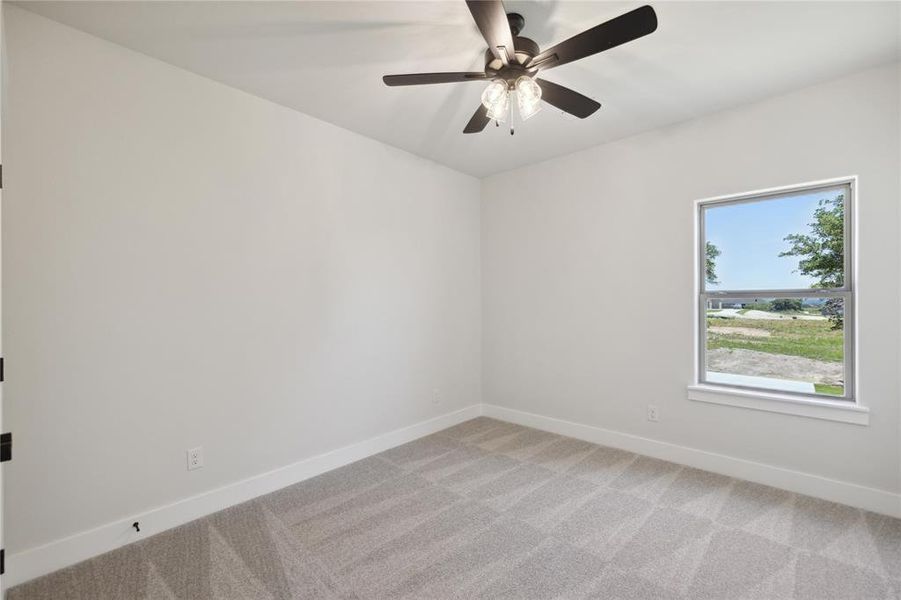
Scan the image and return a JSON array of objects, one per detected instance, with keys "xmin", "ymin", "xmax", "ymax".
[
  {"xmin": 482, "ymin": 64, "xmax": 900, "ymax": 495},
  {"xmin": 3, "ymin": 6, "xmax": 481, "ymax": 554},
  {"xmin": 5, "ymin": 1, "xmax": 900, "ymax": 569}
]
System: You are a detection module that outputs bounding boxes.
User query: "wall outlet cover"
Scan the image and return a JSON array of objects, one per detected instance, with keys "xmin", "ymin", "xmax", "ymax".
[{"xmin": 186, "ymin": 447, "xmax": 204, "ymax": 471}]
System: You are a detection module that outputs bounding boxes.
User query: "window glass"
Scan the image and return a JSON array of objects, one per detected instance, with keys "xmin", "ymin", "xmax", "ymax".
[
  {"xmin": 704, "ymin": 186, "xmax": 846, "ymax": 291},
  {"xmin": 705, "ymin": 297, "xmax": 845, "ymax": 396},
  {"xmin": 699, "ymin": 181, "xmax": 852, "ymax": 400}
]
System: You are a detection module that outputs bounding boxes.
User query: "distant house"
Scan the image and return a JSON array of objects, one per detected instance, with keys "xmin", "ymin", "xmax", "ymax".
[{"xmin": 706, "ymin": 300, "xmax": 747, "ymax": 310}]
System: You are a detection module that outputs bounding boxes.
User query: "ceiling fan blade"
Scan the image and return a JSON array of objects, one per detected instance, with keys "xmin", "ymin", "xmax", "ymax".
[
  {"xmin": 465, "ymin": 0, "xmax": 516, "ymax": 63},
  {"xmin": 536, "ymin": 79, "xmax": 601, "ymax": 118},
  {"xmin": 528, "ymin": 5, "xmax": 657, "ymax": 71},
  {"xmin": 383, "ymin": 72, "xmax": 488, "ymax": 86},
  {"xmin": 463, "ymin": 104, "xmax": 491, "ymax": 134}
]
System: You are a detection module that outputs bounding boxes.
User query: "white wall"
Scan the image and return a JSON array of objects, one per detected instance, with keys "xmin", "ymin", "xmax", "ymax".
[
  {"xmin": 4, "ymin": 0, "xmax": 901, "ymax": 578},
  {"xmin": 3, "ymin": 6, "xmax": 480, "ymax": 555},
  {"xmin": 482, "ymin": 64, "xmax": 900, "ymax": 496}
]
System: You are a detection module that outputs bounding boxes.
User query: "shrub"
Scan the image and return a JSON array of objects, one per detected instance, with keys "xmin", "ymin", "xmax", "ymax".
[{"xmin": 771, "ymin": 299, "xmax": 803, "ymax": 312}]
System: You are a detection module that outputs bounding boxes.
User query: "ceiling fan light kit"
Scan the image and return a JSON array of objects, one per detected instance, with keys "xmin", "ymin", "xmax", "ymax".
[
  {"xmin": 481, "ymin": 79, "xmax": 510, "ymax": 122},
  {"xmin": 383, "ymin": 2, "xmax": 658, "ymax": 135},
  {"xmin": 478, "ymin": 74, "xmax": 541, "ymax": 125},
  {"xmin": 515, "ymin": 75, "xmax": 542, "ymax": 120}
]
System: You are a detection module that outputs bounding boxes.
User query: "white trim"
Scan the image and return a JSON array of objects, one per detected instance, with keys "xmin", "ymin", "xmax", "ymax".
[
  {"xmin": 687, "ymin": 384, "xmax": 869, "ymax": 425},
  {"xmin": 693, "ymin": 174, "xmax": 859, "ymax": 208},
  {"xmin": 693, "ymin": 174, "xmax": 860, "ymax": 405},
  {"xmin": 482, "ymin": 404, "xmax": 899, "ymax": 518},
  {"xmin": 4, "ymin": 404, "xmax": 483, "ymax": 588},
  {"xmin": 8, "ymin": 402, "xmax": 900, "ymax": 589}
]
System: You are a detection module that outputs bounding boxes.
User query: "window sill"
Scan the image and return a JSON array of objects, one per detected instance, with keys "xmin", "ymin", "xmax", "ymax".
[{"xmin": 687, "ymin": 384, "xmax": 868, "ymax": 425}]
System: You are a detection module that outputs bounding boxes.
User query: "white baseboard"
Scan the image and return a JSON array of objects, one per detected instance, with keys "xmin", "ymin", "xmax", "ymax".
[
  {"xmin": 4, "ymin": 404, "xmax": 483, "ymax": 589},
  {"xmin": 7, "ymin": 402, "xmax": 899, "ymax": 590},
  {"xmin": 482, "ymin": 404, "xmax": 901, "ymax": 519}
]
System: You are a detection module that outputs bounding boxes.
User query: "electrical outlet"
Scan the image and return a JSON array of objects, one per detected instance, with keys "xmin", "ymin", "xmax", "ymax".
[
  {"xmin": 647, "ymin": 405, "xmax": 659, "ymax": 422},
  {"xmin": 186, "ymin": 447, "xmax": 204, "ymax": 471},
  {"xmin": 432, "ymin": 388, "xmax": 441, "ymax": 405}
]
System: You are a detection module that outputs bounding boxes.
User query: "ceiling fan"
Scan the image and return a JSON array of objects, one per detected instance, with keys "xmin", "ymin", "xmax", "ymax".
[{"xmin": 383, "ymin": 2, "xmax": 658, "ymax": 134}]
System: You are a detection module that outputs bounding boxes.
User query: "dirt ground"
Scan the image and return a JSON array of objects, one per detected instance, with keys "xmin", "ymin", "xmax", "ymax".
[
  {"xmin": 707, "ymin": 348, "xmax": 843, "ymax": 385},
  {"xmin": 708, "ymin": 326, "xmax": 771, "ymax": 338}
]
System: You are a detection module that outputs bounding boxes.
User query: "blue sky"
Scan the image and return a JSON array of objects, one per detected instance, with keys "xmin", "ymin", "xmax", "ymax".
[{"xmin": 705, "ymin": 188, "xmax": 843, "ymax": 290}]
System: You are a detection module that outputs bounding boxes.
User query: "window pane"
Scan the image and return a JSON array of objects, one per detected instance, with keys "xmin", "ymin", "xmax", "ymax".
[
  {"xmin": 704, "ymin": 185, "xmax": 847, "ymax": 291},
  {"xmin": 705, "ymin": 297, "xmax": 845, "ymax": 396}
]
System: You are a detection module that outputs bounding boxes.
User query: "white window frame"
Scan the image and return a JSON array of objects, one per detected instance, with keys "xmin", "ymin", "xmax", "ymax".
[{"xmin": 689, "ymin": 176, "xmax": 866, "ymax": 425}]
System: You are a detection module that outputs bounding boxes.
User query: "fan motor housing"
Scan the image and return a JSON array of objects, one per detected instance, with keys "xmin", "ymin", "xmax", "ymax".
[
  {"xmin": 484, "ymin": 36, "xmax": 540, "ymax": 82},
  {"xmin": 483, "ymin": 12, "xmax": 540, "ymax": 82}
]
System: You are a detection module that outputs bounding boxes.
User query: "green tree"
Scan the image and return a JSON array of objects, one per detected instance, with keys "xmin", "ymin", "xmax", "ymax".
[
  {"xmin": 770, "ymin": 298, "xmax": 803, "ymax": 312},
  {"xmin": 705, "ymin": 242, "xmax": 721, "ymax": 285},
  {"xmin": 780, "ymin": 195, "xmax": 844, "ymax": 328}
]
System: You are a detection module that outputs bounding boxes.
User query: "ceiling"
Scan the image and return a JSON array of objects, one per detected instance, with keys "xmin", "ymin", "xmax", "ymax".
[{"xmin": 15, "ymin": 1, "xmax": 901, "ymax": 177}]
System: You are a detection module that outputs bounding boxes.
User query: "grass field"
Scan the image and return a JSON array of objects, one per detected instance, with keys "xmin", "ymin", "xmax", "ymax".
[
  {"xmin": 814, "ymin": 384, "xmax": 844, "ymax": 396},
  {"xmin": 706, "ymin": 316, "xmax": 843, "ymax": 362}
]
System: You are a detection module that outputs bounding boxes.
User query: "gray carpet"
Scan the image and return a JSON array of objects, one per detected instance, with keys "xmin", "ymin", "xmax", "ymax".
[{"xmin": 9, "ymin": 417, "xmax": 901, "ymax": 599}]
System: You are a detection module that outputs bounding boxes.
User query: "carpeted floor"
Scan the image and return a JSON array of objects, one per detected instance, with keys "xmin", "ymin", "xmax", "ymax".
[{"xmin": 8, "ymin": 417, "xmax": 901, "ymax": 599}]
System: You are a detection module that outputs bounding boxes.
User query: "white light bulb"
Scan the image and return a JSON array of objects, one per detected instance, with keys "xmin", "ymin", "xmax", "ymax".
[
  {"xmin": 481, "ymin": 80, "xmax": 509, "ymax": 122},
  {"xmin": 515, "ymin": 75, "xmax": 542, "ymax": 121}
]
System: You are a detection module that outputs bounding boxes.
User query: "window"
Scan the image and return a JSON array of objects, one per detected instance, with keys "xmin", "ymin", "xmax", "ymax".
[{"xmin": 697, "ymin": 178, "xmax": 854, "ymax": 401}]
